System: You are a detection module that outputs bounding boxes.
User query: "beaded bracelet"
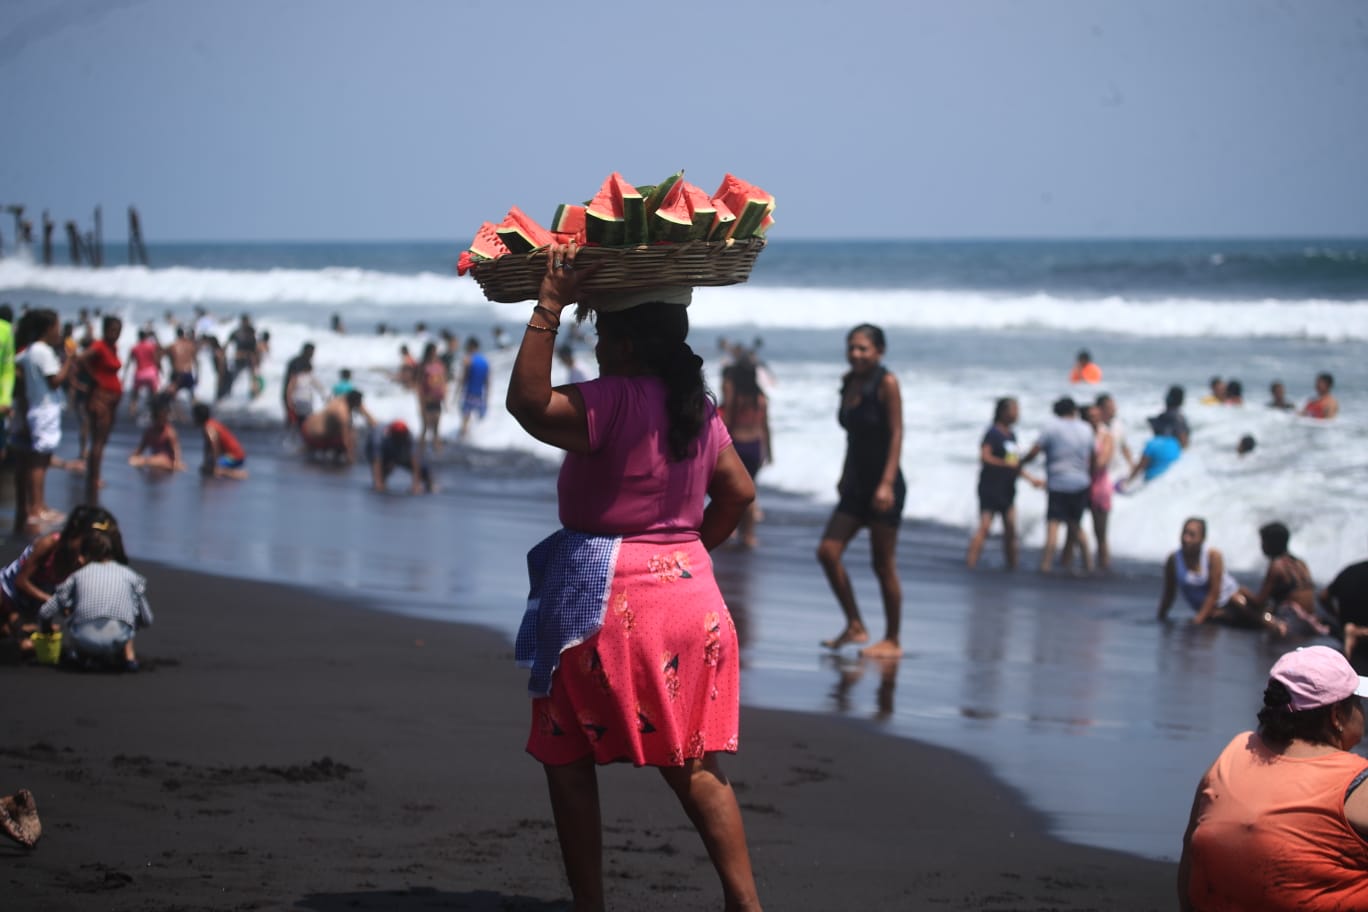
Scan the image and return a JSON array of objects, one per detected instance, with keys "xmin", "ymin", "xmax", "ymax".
[{"xmin": 526, "ymin": 321, "xmax": 558, "ymax": 335}]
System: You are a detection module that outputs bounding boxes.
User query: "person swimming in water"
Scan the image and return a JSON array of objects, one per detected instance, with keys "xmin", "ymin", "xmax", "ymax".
[{"xmin": 1302, "ymin": 372, "xmax": 1339, "ymax": 419}]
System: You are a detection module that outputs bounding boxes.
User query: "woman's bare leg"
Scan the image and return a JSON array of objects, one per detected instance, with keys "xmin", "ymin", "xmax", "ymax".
[
  {"xmin": 543, "ymin": 757, "xmax": 604, "ymax": 912},
  {"xmin": 659, "ymin": 754, "xmax": 762, "ymax": 912},
  {"xmin": 862, "ymin": 522, "xmax": 902, "ymax": 658},
  {"xmin": 1003, "ymin": 506, "xmax": 1019, "ymax": 569},
  {"xmin": 1091, "ymin": 507, "xmax": 1110, "ymax": 570},
  {"xmin": 817, "ymin": 511, "xmax": 867, "ymax": 647},
  {"xmin": 965, "ymin": 512, "xmax": 994, "ymax": 568}
]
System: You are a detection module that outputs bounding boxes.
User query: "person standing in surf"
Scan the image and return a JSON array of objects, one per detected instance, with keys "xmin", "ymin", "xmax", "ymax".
[{"xmin": 817, "ymin": 324, "xmax": 905, "ymax": 658}]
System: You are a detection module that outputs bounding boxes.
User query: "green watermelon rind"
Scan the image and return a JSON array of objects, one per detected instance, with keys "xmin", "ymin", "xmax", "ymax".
[
  {"xmin": 585, "ymin": 210, "xmax": 626, "ymax": 246},
  {"xmin": 730, "ymin": 199, "xmax": 773, "ymax": 241},
  {"xmin": 622, "ymin": 187, "xmax": 647, "ymax": 245}
]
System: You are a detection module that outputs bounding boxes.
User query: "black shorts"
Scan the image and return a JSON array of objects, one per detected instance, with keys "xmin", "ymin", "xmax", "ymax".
[
  {"xmin": 1046, "ymin": 488, "xmax": 1089, "ymax": 523},
  {"xmin": 836, "ymin": 472, "xmax": 907, "ymax": 528},
  {"xmin": 978, "ymin": 483, "xmax": 1015, "ymax": 516}
]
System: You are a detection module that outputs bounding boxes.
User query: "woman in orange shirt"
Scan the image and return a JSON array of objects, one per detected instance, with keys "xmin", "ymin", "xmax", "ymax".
[{"xmin": 1179, "ymin": 645, "xmax": 1368, "ymax": 911}]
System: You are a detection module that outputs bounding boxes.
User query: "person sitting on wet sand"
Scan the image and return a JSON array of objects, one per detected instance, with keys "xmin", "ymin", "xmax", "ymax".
[
  {"xmin": 39, "ymin": 522, "xmax": 151, "ymax": 672},
  {"xmin": 1239, "ymin": 521, "xmax": 1330, "ymax": 638},
  {"xmin": 1302, "ymin": 372, "xmax": 1339, "ymax": 420},
  {"xmin": 1178, "ymin": 645, "xmax": 1368, "ymax": 910},
  {"xmin": 192, "ymin": 402, "xmax": 248, "ymax": 479},
  {"xmin": 1320, "ymin": 551, "xmax": 1368, "ymax": 659},
  {"xmin": 367, "ymin": 420, "xmax": 432, "ymax": 494},
  {"xmin": 1158, "ymin": 518, "xmax": 1251, "ymax": 626},
  {"xmin": 129, "ymin": 397, "xmax": 186, "ymax": 471},
  {"xmin": 300, "ymin": 390, "xmax": 374, "ymax": 464},
  {"xmin": 0, "ymin": 507, "xmax": 105, "ymax": 655}
]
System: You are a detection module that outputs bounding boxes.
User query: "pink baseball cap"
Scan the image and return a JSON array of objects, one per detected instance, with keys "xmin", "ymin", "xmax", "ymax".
[{"xmin": 1269, "ymin": 646, "xmax": 1368, "ymax": 712}]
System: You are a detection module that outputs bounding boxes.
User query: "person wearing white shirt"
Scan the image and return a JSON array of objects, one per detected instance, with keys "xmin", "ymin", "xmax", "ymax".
[{"xmin": 16, "ymin": 309, "xmax": 73, "ymax": 526}]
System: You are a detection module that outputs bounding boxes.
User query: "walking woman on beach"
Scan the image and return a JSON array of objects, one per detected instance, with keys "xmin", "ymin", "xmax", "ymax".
[
  {"xmin": 505, "ymin": 241, "xmax": 762, "ymax": 912},
  {"xmin": 817, "ymin": 324, "xmax": 905, "ymax": 658}
]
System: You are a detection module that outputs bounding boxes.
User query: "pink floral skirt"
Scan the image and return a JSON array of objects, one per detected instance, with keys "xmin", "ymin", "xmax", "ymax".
[{"xmin": 526, "ymin": 536, "xmax": 740, "ymax": 767}]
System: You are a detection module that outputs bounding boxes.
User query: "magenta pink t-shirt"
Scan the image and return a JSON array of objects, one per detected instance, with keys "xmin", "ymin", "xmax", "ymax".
[{"xmin": 558, "ymin": 375, "xmax": 731, "ymax": 536}]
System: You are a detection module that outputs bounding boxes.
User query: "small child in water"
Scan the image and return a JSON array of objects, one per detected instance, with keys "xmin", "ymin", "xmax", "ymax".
[
  {"xmin": 38, "ymin": 521, "xmax": 152, "ymax": 671},
  {"xmin": 192, "ymin": 402, "xmax": 248, "ymax": 479},
  {"xmin": 129, "ymin": 397, "xmax": 186, "ymax": 471}
]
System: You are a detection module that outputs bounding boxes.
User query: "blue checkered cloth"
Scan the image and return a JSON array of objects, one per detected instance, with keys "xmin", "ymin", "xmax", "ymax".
[{"xmin": 516, "ymin": 529, "xmax": 622, "ymax": 698}]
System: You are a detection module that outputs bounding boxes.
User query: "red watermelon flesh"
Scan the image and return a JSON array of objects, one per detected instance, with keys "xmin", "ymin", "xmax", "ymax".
[
  {"xmin": 495, "ymin": 206, "xmax": 553, "ymax": 254},
  {"xmin": 713, "ymin": 174, "xmax": 774, "ymax": 240},
  {"xmin": 649, "ymin": 179, "xmax": 692, "ymax": 243},
  {"xmin": 707, "ymin": 197, "xmax": 737, "ymax": 241},
  {"xmin": 681, "ymin": 182, "xmax": 717, "ymax": 241},
  {"xmin": 467, "ymin": 221, "xmax": 510, "ymax": 261},
  {"xmin": 584, "ymin": 172, "xmax": 630, "ymax": 246}
]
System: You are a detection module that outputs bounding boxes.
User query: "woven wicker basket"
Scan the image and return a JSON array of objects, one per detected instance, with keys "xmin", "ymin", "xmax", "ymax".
[{"xmin": 469, "ymin": 238, "xmax": 766, "ymax": 304}]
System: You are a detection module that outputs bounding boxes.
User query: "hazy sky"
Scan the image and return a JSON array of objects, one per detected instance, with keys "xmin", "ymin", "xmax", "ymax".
[{"xmin": 2, "ymin": 0, "xmax": 1366, "ymax": 241}]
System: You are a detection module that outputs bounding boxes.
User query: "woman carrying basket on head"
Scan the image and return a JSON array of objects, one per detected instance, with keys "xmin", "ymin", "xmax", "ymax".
[{"xmin": 505, "ymin": 240, "xmax": 762, "ymax": 912}]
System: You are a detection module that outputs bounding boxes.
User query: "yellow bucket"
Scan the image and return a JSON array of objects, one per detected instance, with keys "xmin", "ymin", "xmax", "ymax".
[{"xmin": 30, "ymin": 631, "xmax": 62, "ymax": 665}]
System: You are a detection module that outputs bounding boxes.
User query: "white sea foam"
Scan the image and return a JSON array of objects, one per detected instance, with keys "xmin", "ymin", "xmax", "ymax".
[
  {"xmin": 685, "ymin": 286, "xmax": 1368, "ymax": 342},
  {"xmin": 4, "ymin": 259, "xmax": 1366, "ymax": 341},
  {"xmin": 0, "ymin": 259, "xmax": 477, "ymax": 308}
]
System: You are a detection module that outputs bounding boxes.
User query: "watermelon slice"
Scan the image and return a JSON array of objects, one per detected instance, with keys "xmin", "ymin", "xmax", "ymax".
[
  {"xmin": 713, "ymin": 174, "xmax": 774, "ymax": 240},
  {"xmin": 642, "ymin": 170, "xmax": 683, "ymax": 219},
  {"xmin": 622, "ymin": 183, "xmax": 647, "ymax": 245},
  {"xmin": 467, "ymin": 221, "xmax": 510, "ymax": 261},
  {"xmin": 649, "ymin": 179, "xmax": 693, "ymax": 244},
  {"xmin": 757, "ymin": 213, "xmax": 775, "ymax": 236},
  {"xmin": 584, "ymin": 172, "xmax": 631, "ymax": 246},
  {"xmin": 681, "ymin": 182, "xmax": 717, "ymax": 241},
  {"xmin": 707, "ymin": 197, "xmax": 737, "ymax": 241},
  {"xmin": 552, "ymin": 203, "xmax": 585, "ymax": 234},
  {"xmin": 494, "ymin": 206, "xmax": 553, "ymax": 254}
]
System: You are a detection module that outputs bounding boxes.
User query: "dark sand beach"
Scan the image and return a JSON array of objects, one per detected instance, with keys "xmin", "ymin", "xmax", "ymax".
[{"xmin": 0, "ymin": 422, "xmax": 1223, "ymax": 909}]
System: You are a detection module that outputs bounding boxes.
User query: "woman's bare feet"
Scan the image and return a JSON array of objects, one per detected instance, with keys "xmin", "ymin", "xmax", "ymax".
[
  {"xmin": 859, "ymin": 639, "xmax": 903, "ymax": 659},
  {"xmin": 0, "ymin": 789, "xmax": 41, "ymax": 847},
  {"xmin": 821, "ymin": 624, "xmax": 869, "ymax": 649}
]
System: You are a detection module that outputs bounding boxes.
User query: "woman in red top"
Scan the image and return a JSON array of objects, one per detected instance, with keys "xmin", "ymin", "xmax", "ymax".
[{"xmin": 81, "ymin": 316, "xmax": 123, "ymax": 503}]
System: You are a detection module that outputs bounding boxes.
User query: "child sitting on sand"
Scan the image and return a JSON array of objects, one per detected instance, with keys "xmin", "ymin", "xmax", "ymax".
[
  {"xmin": 192, "ymin": 402, "xmax": 248, "ymax": 479},
  {"xmin": 129, "ymin": 397, "xmax": 186, "ymax": 471},
  {"xmin": 39, "ymin": 521, "xmax": 152, "ymax": 672}
]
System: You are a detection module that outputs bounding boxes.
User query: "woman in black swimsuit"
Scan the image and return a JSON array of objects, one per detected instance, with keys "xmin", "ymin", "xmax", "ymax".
[{"xmin": 816, "ymin": 324, "xmax": 905, "ymax": 658}]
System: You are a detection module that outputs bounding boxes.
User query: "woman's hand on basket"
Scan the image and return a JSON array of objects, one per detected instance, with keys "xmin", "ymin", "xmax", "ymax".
[{"xmin": 539, "ymin": 241, "xmax": 583, "ymax": 313}]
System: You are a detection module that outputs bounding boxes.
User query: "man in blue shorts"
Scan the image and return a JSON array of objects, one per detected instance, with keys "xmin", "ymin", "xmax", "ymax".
[{"xmin": 458, "ymin": 336, "xmax": 489, "ymax": 440}]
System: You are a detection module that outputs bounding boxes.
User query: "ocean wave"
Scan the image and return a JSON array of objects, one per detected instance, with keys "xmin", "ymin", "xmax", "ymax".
[
  {"xmin": 4, "ymin": 258, "xmax": 1367, "ymax": 341},
  {"xmin": 0, "ymin": 259, "xmax": 475, "ymax": 307},
  {"xmin": 689, "ymin": 286, "xmax": 1368, "ymax": 341}
]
